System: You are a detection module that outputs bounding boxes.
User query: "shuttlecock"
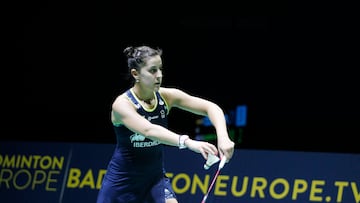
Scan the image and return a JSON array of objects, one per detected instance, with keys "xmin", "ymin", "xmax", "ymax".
[{"xmin": 204, "ymin": 154, "xmax": 220, "ymax": 170}]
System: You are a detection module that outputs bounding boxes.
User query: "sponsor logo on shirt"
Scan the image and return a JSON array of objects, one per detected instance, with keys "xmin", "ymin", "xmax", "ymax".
[{"xmin": 129, "ymin": 133, "xmax": 160, "ymax": 148}]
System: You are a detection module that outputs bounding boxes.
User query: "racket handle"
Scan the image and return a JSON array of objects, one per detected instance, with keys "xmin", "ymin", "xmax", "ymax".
[{"xmin": 219, "ymin": 157, "xmax": 227, "ymax": 170}]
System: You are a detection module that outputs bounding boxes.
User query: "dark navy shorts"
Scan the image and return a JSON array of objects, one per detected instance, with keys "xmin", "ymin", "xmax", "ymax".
[
  {"xmin": 97, "ymin": 174, "xmax": 177, "ymax": 203},
  {"xmin": 164, "ymin": 176, "xmax": 177, "ymax": 200}
]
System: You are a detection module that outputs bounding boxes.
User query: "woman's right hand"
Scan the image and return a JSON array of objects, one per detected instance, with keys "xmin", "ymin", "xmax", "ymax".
[{"xmin": 185, "ymin": 139, "xmax": 218, "ymax": 160}]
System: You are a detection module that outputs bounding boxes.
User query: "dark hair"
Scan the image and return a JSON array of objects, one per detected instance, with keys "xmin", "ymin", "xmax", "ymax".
[{"xmin": 123, "ymin": 46, "xmax": 163, "ymax": 71}]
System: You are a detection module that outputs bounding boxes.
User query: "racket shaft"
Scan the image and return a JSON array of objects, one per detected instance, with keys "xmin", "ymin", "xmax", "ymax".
[{"xmin": 201, "ymin": 169, "xmax": 220, "ymax": 202}]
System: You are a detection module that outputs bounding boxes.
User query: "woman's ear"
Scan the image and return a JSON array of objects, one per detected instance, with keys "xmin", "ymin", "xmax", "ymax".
[{"xmin": 131, "ymin": 68, "xmax": 139, "ymax": 81}]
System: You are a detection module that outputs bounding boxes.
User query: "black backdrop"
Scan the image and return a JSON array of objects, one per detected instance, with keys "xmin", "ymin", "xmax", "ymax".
[{"xmin": 15, "ymin": 1, "xmax": 359, "ymax": 154}]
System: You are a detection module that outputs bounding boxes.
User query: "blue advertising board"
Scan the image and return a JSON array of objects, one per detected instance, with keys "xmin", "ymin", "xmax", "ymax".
[{"xmin": 0, "ymin": 141, "xmax": 359, "ymax": 203}]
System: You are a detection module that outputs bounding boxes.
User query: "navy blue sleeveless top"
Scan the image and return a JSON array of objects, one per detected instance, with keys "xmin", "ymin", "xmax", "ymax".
[
  {"xmin": 97, "ymin": 89, "xmax": 170, "ymax": 203},
  {"xmin": 111, "ymin": 89, "xmax": 168, "ymax": 175}
]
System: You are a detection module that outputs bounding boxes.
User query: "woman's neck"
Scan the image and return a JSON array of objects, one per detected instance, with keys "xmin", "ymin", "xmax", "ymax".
[{"xmin": 131, "ymin": 86, "xmax": 154, "ymax": 104}]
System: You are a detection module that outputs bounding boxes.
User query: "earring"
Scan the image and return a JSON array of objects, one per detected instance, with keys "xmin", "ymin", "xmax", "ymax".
[{"xmin": 136, "ymin": 79, "xmax": 139, "ymax": 83}]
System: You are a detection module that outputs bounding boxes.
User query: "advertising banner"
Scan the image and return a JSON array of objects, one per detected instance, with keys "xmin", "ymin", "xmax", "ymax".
[{"xmin": 0, "ymin": 141, "xmax": 359, "ymax": 203}]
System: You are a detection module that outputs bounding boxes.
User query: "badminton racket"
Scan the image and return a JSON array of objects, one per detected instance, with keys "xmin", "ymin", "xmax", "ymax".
[{"xmin": 201, "ymin": 157, "xmax": 227, "ymax": 203}]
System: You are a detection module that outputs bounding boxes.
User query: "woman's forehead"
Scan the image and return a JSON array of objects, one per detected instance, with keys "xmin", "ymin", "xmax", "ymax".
[{"xmin": 145, "ymin": 55, "xmax": 162, "ymax": 66}]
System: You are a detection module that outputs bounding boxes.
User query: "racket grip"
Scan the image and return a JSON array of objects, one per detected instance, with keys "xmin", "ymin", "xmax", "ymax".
[{"xmin": 219, "ymin": 157, "xmax": 227, "ymax": 169}]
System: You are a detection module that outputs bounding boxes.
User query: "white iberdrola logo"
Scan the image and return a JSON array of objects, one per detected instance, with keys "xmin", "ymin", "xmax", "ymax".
[
  {"xmin": 129, "ymin": 133, "xmax": 160, "ymax": 148},
  {"xmin": 130, "ymin": 133, "xmax": 146, "ymax": 142}
]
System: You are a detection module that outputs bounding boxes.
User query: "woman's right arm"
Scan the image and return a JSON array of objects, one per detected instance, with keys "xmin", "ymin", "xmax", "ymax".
[{"xmin": 111, "ymin": 95, "xmax": 218, "ymax": 159}]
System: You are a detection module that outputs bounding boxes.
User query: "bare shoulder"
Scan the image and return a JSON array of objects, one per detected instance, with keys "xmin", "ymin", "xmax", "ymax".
[
  {"xmin": 112, "ymin": 92, "xmax": 133, "ymax": 112},
  {"xmin": 159, "ymin": 87, "xmax": 183, "ymax": 99},
  {"xmin": 111, "ymin": 92, "xmax": 138, "ymax": 125},
  {"xmin": 112, "ymin": 92, "xmax": 127, "ymax": 104},
  {"xmin": 159, "ymin": 87, "xmax": 177, "ymax": 94},
  {"xmin": 159, "ymin": 87, "xmax": 190, "ymax": 106}
]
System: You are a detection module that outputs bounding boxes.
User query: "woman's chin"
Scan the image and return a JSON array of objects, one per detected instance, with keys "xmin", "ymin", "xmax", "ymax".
[{"xmin": 154, "ymin": 85, "xmax": 161, "ymax": 91}]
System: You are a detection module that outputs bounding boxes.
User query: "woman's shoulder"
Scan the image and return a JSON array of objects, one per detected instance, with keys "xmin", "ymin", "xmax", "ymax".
[
  {"xmin": 160, "ymin": 86, "xmax": 190, "ymax": 96},
  {"xmin": 159, "ymin": 86, "xmax": 183, "ymax": 94},
  {"xmin": 159, "ymin": 86, "xmax": 190, "ymax": 106},
  {"xmin": 159, "ymin": 87, "xmax": 179, "ymax": 97},
  {"xmin": 112, "ymin": 91, "xmax": 131, "ymax": 106}
]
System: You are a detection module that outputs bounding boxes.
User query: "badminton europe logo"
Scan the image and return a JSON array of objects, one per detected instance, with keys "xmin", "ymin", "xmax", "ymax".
[{"xmin": 0, "ymin": 154, "xmax": 64, "ymax": 191}]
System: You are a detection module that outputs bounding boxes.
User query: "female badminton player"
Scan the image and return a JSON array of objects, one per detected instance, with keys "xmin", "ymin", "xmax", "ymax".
[{"xmin": 96, "ymin": 45, "xmax": 235, "ymax": 203}]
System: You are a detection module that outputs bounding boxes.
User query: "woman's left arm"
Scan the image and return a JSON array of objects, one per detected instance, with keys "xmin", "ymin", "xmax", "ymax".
[{"xmin": 160, "ymin": 87, "xmax": 235, "ymax": 161}]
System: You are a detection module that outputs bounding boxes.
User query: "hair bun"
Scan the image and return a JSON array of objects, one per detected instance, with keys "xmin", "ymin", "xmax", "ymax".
[{"xmin": 123, "ymin": 46, "xmax": 135, "ymax": 58}]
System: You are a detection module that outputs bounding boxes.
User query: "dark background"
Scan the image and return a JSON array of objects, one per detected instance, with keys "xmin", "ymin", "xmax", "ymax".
[{"xmin": 14, "ymin": 1, "xmax": 359, "ymax": 154}]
